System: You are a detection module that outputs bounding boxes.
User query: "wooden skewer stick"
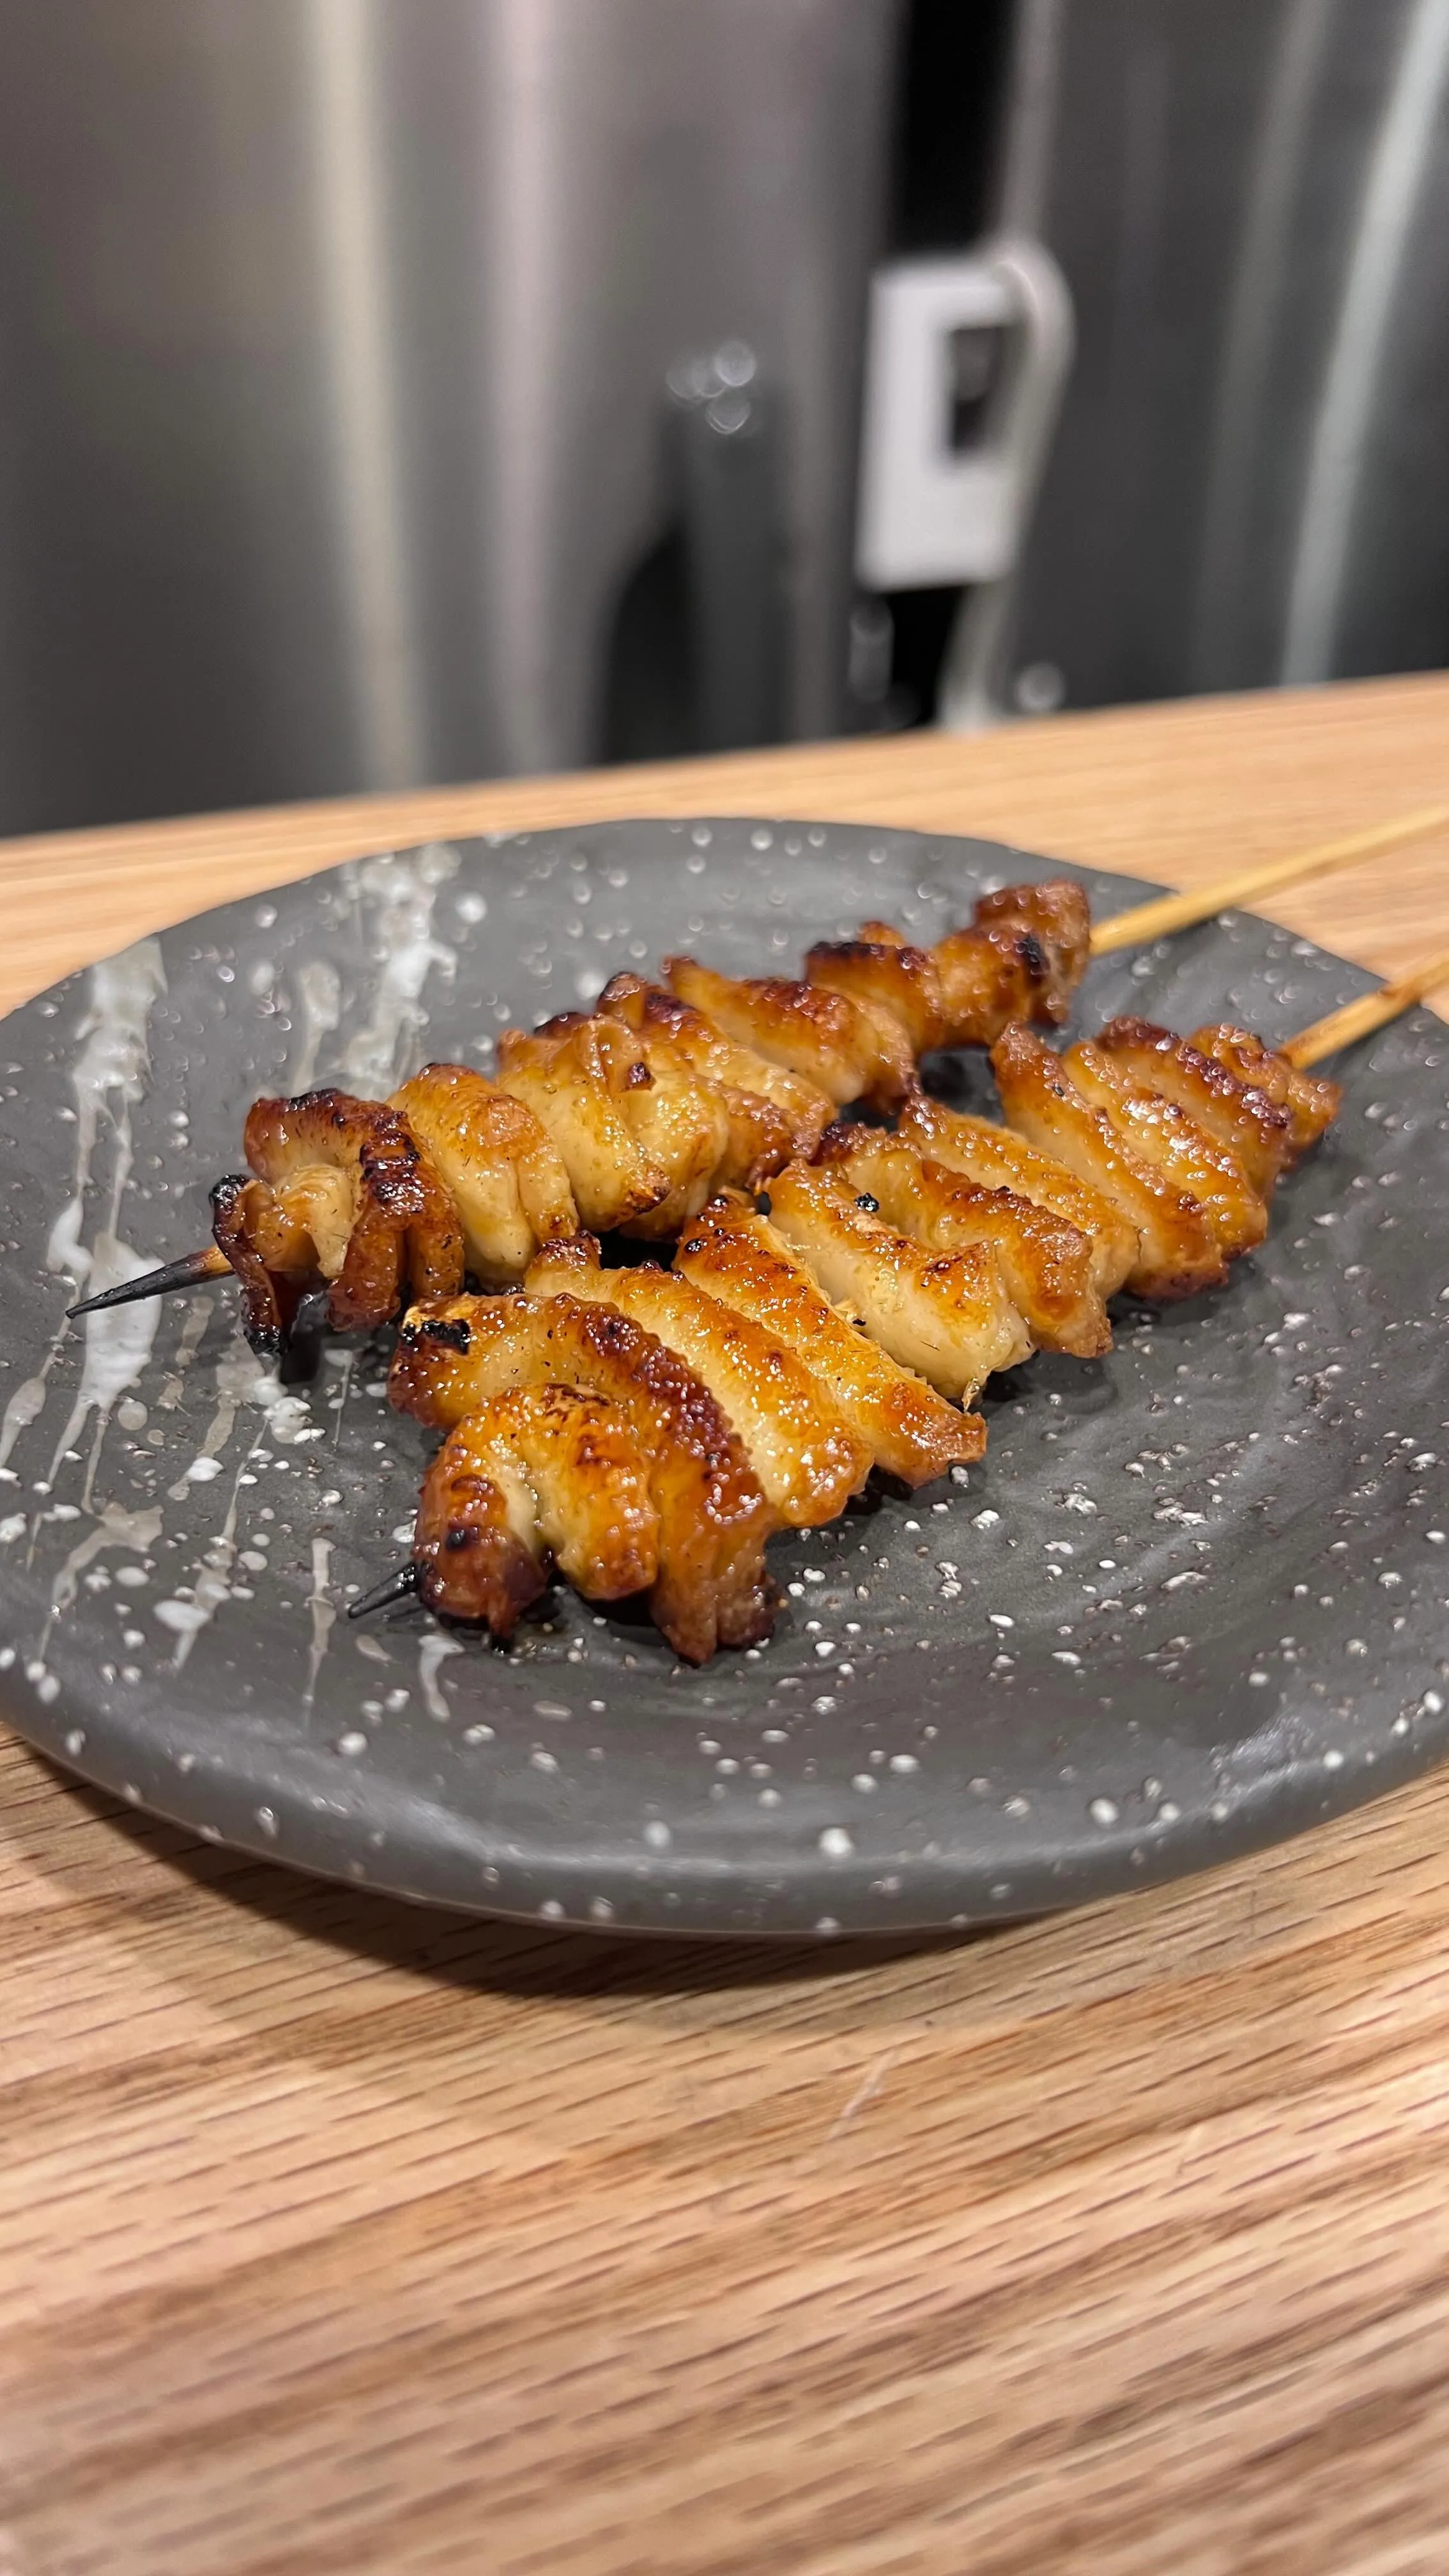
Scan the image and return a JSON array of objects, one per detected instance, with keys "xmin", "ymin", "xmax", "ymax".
[
  {"xmin": 1089, "ymin": 803, "xmax": 1449, "ymax": 956},
  {"xmin": 348, "ymin": 1563, "xmax": 420, "ymax": 1621},
  {"xmin": 1282, "ymin": 943, "xmax": 1449, "ymax": 1070},
  {"xmin": 68, "ymin": 1242, "xmax": 231, "ymax": 1319}
]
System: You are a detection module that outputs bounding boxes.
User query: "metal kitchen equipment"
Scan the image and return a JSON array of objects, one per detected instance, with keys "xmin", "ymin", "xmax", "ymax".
[{"xmin": 0, "ymin": 0, "xmax": 901, "ymax": 833}]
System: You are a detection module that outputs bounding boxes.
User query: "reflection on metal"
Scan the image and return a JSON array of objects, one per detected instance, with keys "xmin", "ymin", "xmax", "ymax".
[
  {"xmin": 1192, "ymin": 0, "xmax": 1337, "ymax": 690},
  {"xmin": 472, "ymin": 0, "xmax": 572, "ymax": 779},
  {"xmin": 996, "ymin": 0, "xmax": 1449, "ymax": 707},
  {"xmin": 0, "ymin": 0, "xmax": 900, "ymax": 832},
  {"xmin": 671, "ymin": 348, "xmax": 786, "ymax": 753},
  {"xmin": 935, "ymin": 235, "xmax": 1075, "ymax": 733},
  {"xmin": 303, "ymin": 0, "xmax": 424, "ymax": 788},
  {"xmin": 994, "ymin": 0, "xmax": 1068, "ymax": 240},
  {"xmin": 1281, "ymin": 0, "xmax": 1449, "ymax": 680}
]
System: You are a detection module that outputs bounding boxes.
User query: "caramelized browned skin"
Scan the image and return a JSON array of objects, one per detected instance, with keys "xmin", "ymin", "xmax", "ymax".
[
  {"xmin": 495, "ymin": 1014, "xmax": 675, "ymax": 1231},
  {"xmin": 1190, "ymin": 1024, "xmax": 1342, "ymax": 1162},
  {"xmin": 215, "ymin": 1089, "xmax": 464, "ymax": 1351},
  {"xmin": 497, "ymin": 1008, "xmax": 745, "ymax": 1237},
  {"xmin": 766, "ymin": 1160, "xmax": 1031, "ymax": 1402},
  {"xmin": 597, "ymin": 973, "xmax": 832, "ymax": 1169},
  {"xmin": 412, "ymin": 1390, "xmax": 657, "ymax": 1634},
  {"xmin": 391, "ymin": 1291, "xmax": 776, "ymax": 1663},
  {"xmin": 897, "ymin": 1089, "xmax": 1140, "ymax": 1305},
  {"xmin": 990, "ymin": 1027, "xmax": 1228, "ymax": 1301},
  {"xmin": 390, "ymin": 1062, "xmax": 578, "ymax": 1283},
  {"xmin": 525, "ymin": 1233, "xmax": 870, "ymax": 1526},
  {"xmin": 802, "ymin": 931, "xmax": 947, "ymax": 1057},
  {"xmin": 1062, "ymin": 1039, "xmax": 1268, "ymax": 1259},
  {"xmin": 662, "ymin": 956, "xmax": 914, "ymax": 1111},
  {"xmin": 1092, "ymin": 1018, "xmax": 1296, "ymax": 1194},
  {"xmin": 806, "ymin": 878, "xmax": 1091, "ymax": 1052},
  {"xmin": 672, "ymin": 1195, "xmax": 983, "ymax": 1485},
  {"xmin": 816, "ymin": 1124, "xmax": 1112, "ymax": 1359},
  {"xmin": 594, "ymin": 1009, "xmax": 765, "ymax": 1215},
  {"xmin": 965, "ymin": 878, "xmax": 1092, "ymax": 1025}
]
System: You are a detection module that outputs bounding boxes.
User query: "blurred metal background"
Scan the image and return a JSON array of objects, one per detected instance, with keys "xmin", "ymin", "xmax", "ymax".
[
  {"xmin": 997, "ymin": 0, "xmax": 1449, "ymax": 712},
  {"xmin": 2, "ymin": 0, "xmax": 1446, "ymax": 836},
  {"xmin": 0, "ymin": 0, "xmax": 901, "ymax": 832}
]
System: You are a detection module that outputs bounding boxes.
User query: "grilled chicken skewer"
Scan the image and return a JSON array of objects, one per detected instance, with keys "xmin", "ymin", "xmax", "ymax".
[
  {"xmin": 68, "ymin": 871, "xmax": 1420, "ymax": 1420},
  {"xmin": 55, "ymin": 823, "xmax": 1443, "ymax": 1662},
  {"xmin": 65, "ymin": 979, "xmax": 1343, "ymax": 1378},
  {"xmin": 70, "ymin": 879, "xmax": 1089, "ymax": 1344},
  {"xmin": 381, "ymin": 1002, "xmax": 1348, "ymax": 1659}
]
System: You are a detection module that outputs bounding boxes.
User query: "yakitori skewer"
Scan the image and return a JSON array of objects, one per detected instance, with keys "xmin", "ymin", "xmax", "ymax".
[
  {"xmin": 369, "ymin": 946, "xmax": 1439, "ymax": 1660},
  {"xmin": 70, "ymin": 824, "xmax": 1443, "ymax": 1352}
]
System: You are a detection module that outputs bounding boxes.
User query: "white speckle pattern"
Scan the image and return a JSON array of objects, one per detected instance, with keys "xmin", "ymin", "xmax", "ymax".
[{"xmin": 0, "ymin": 817, "xmax": 1443, "ymax": 1940}]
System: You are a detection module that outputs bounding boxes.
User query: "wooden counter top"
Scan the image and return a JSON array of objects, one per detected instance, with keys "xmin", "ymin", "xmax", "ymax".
[{"xmin": 3, "ymin": 676, "xmax": 1448, "ymax": 2575}]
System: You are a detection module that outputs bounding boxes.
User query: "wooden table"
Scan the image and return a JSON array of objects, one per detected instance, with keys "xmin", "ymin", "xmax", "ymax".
[{"xmin": 4, "ymin": 677, "xmax": 1449, "ymax": 2576}]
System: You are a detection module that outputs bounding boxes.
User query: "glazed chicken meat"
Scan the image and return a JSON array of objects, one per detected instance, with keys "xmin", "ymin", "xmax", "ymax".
[{"xmin": 72, "ymin": 854, "xmax": 1346, "ymax": 1662}]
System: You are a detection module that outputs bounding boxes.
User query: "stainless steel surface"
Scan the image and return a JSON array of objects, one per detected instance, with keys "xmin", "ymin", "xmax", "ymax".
[
  {"xmin": 995, "ymin": 0, "xmax": 1449, "ymax": 709},
  {"xmin": 0, "ymin": 0, "xmax": 900, "ymax": 833},
  {"xmin": 933, "ymin": 234, "xmax": 1074, "ymax": 730}
]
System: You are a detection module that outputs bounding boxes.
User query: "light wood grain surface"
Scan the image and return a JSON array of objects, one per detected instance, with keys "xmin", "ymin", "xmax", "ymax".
[{"xmin": 3, "ymin": 677, "xmax": 1449, "ymax": 2576}]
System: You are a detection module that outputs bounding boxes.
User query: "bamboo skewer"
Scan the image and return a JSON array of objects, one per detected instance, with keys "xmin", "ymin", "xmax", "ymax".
[
  {"xmin": 1089, "ymin": 804, "xmax": 1449, "ymax": 956},
  {"xmin": 70, "ymin": 1245, "xmax": 231, "ymax": 1315},
  {"xmin": 1282, "ymin": 944, "xmax": 1449, "ymax": 1070}
]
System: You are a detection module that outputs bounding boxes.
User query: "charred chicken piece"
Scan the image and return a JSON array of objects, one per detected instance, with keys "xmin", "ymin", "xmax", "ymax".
[
  {"xmin": 525, "ymin": 1232, "xmax": 870, "ymax": 1526},
  {"xmin": 990, "ymin": 1026, "xmax": 1229, "ymax": 1301},
  {"xmin": 390, "ymin": 1290, "xmax": 776, "ymax": 1663},
  {"xmin": 805, "ymin": 878, "xmax": 1091, "ymax": 1053},
  {"xmin": 661, "ymin": 956, "xmax": 915, "ymax": 1112},
  {"xmin": 802, "ymin": 926, "xmax": 947, "ymax": 1057},
  {"xmin": 815, "ymin": 1123, "xmax": 1112, "ymax": 1360},
  {"xmin": 897, "ymin": 1088, "xmax": 1140, "ymax": 1305},
  {"xmin": 672, "ymin": 1195, "xmax": 983, "ymax": 1485},
  {"xmin": 213, "ymin": 1089, "xmax": 464, "ymax": 1352},
  {"xmin": 1189, "ymin": 1023, "xmax": 1342, "ymax": 1163},
  {"xmin": 495, "ymin": 1013, "xmax": 673, "ymax": 1232},
  {"xmin": 412, "ymin": 1389, "xmax": 657, "ymax": 1634},
  {"xmin": 1092, "ymin": 1018, "xmax": 1297, "ymax": 1195},
  {"xmin": 765, "ymin": 1160, "xmax": 1031, "ymax": 1403},
  {"xmin": 1062, "ymin": 1038, "xmax": 1267, "ymax": 1259},
  {"xmin": 496, "ymin": 1008, "xmax": 734, "ymax": 1237},
  {"xmin": 596, "ymin": 972, "xmax": 833, "ymax": 1175},
  {"xmin": 390, "ymin": 1062, "xmax": 578, "ymax": 1284},
  {"xmin": 961, "ymin": 878, "xmax": 1092, "ymax": 1027}
]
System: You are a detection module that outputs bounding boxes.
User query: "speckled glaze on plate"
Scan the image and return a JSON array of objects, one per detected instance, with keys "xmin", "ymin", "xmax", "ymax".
[{"xmin": 0, "ymin": 818, "xmax": 1445, "ymax": 1936}]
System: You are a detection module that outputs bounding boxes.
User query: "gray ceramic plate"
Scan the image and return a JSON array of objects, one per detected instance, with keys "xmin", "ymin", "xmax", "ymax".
[{"xmin": 1, "ymin": 818, "xmax": 1446, "ymax": 1935}]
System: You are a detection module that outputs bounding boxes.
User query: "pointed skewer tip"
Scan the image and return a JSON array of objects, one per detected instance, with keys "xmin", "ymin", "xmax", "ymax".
[
  {"xmin": 67, "ymin": 1243, "xmax": 232, "ymax": 1320},
  {"xmin": 347, "ymin": 1563, "xmax": 420, "ymax": 1621}
]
